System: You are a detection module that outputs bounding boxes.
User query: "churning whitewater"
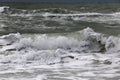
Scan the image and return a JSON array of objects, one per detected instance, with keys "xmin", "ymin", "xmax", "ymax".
[
  {"xmin": 0, "ymin": 5, "xmax": 120, "ymax": 80},
  {"xmin": 0, "ymin": 27, "xmax": 119, "ymax": 65}
]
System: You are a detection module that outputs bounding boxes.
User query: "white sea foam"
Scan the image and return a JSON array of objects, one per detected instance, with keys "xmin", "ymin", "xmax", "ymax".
[
  {"xmin": 0, "ymin": 27, "xmax": 120, "ymax": 70},
  {"xmin": 0, "ymin": 27, "xmax": 104, "ymax": 53},
  {"xmin": 0, "ymin": 74, "xmax": 47, "ymax": 80},
  {"xmin": 0, "ymin": 6, "xmax": 10, "ymax": 13},
  {"xmin": 0, "ymin": 27, "xmax": 119, "ymax": 66},
  {"xmin": 10, "ymin": 12, "xmax": 102, "ymax": 17},
  {"xmin": 0, "ymin": 6, "xmax": 120, "ymax": 80},
  {"xmin": 0, "ymin": 33, "xmax": 21, "ymax": 46}
]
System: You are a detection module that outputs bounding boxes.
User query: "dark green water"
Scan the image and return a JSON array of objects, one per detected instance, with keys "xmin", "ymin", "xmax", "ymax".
[{"xmin": 0, "ymin": 3, "xmax": 120, "ymax": 35}]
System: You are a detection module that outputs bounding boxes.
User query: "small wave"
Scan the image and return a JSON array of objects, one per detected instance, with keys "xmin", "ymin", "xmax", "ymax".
[
  {"xmin": 0, "ymin": 6, "xmax": 10, "ymax": 14},
  {"xmin": 10, "ymin": 12, "xmax": 103, "ymax": 18},
  {"xmin": 1, "ymin": 7, "xmax": 120, "ymax": 35},
  {"xmin": 7, "ymin": 9, "xmax": 120, "ymax": 29}
]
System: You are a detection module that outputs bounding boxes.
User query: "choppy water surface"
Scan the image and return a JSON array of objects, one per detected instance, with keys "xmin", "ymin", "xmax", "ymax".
[{"xmin": 0, "ymin": 3, "xmax": 120, "ymax": 80}]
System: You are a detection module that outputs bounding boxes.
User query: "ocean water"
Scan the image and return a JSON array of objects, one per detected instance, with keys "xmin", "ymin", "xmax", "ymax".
[{"xmin": 0, "ymin": 3, "xmax": 120, "ymax": 80}]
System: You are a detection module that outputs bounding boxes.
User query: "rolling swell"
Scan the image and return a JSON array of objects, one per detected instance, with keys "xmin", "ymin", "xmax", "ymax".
[{"xmin": 0, "ymin": 6, "xmax": 120, "ymax": 35}]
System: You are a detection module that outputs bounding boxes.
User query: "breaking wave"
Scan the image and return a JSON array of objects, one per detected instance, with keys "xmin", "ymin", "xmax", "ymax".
[
  {"xmin": 0, "ymin": 27, "xmax": 120, "ymax": 65},
  {"xmin": 0, "ymin": 6, "xmax": 120, "ymax": 65},
  {"xmin": 0, "ymin": 6, "xmax": 10, "ymax": 14},
  {"xmin": 1, "ymin": 4, "xmax": 120, "ymax": 80}
]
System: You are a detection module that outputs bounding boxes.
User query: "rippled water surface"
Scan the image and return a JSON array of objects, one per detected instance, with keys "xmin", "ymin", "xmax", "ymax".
[{"xmin": 0, "ymin": 3, "xmax": 120, "ymax": 80}]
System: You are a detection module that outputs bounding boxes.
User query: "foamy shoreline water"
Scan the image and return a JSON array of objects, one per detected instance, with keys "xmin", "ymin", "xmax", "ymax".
[
  {"xmin": 0, "ymin": 4, "xmax": 120, "ymax": 80},
  {"xmin": 0, "ymin": 28, "xmax": 120, "ymax": 80}
]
